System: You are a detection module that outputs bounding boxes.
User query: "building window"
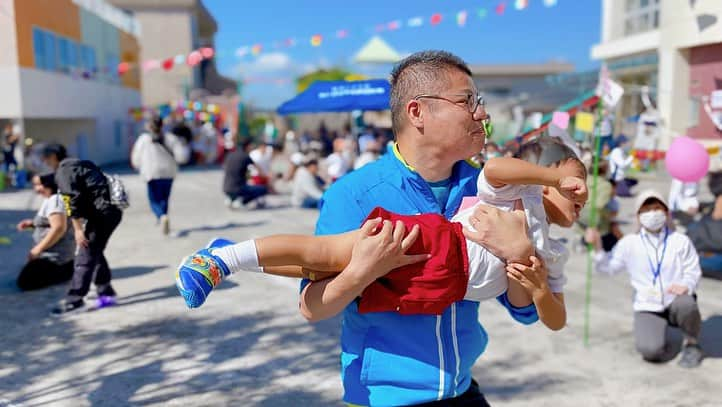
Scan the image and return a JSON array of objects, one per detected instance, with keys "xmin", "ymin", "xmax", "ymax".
[
  {"xmin": 32, "ymin": 27, "xmax": 46, "ymax": 69},
  {"xmin": 105, "ymin": 53, "xmax": 119, "ymax": 84},
  {"xmin": 32, "ymin": 27, "xmax": 59, "ymax": 71},
  {"xmin": 624, "ymin": 0, "xmax": 660, "ymax": 35}
]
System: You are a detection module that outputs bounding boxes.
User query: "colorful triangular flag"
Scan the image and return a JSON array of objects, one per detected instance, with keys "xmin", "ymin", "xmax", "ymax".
[
  {"xmin": 496, "ymin": 2, "xmax": 507, "ymax": 15},
  {"xmin": 515, "ymin": 0, "xmax": 528, "ymax": 10},
  {"xmin": 407, "ymin": 16, "xmax": 424, "ymax": 27},
  {"xmin": 457, "ymin": 10, "xmax": 468, "ymax": 27},
  {"xmin": 430, "ymin": 13, "xmax": 442, "ymax": 25}
]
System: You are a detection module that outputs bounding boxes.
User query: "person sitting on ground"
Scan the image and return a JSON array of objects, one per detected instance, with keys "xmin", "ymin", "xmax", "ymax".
[
  {"xmin": 177, "ymin": 138, "xmax": 588, "ymax": 332},
  {"xmin": 16, "ymin": 173, "xmax": 75, "ymax": 291},
  {"xmin": 686, "ymin": 170, "xmax": 722, "ymax": 277},
  {"xmin": 323, "ymin": 138, "xmax": 351, "ymax": 183},
  {"xmin": 353, "ymin": 140, "xmax": 381, "ymax": 170},
  {"xmin": 222, "ymin": 138, "xmax": 268, "ymax": 210},
  {"xmin": 586, "ymin": 190, "xmax": 704, "ymax": 368},
  {"xmin": 290, "ymin": 158, "xmax": 325, "ymax": 209}
]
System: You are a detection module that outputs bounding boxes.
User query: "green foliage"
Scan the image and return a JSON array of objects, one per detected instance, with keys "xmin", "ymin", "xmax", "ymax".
[{"xmin": 296, "ymin": 68, "xmax": 353, "ymax": 93}]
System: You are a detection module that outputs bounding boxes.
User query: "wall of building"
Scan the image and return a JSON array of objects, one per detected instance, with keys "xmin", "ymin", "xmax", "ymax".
[
  {"xmin": 119, "ymin": 31, "xmax": 140, "ymax": 90},
  {"xmin": 19, "ymin": 68, "xmax": 140, "ymax": 164},
  {"xmin": 13, "ymin": 0, "xmax": 82, "ymax": 69},
  {"xmin": 688, "ymin": 43, "xmax": 722, "ymax": 140},
  {"xmin": 0, "ymin": 0, "xmax": 22, "ymax": 118},
  {"xmin": 132, "ymin": 10, "xmax": 195, "ymax": 105}
]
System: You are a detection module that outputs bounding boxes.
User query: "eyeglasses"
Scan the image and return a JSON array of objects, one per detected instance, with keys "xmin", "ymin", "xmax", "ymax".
[{"xmin": 413, "ymin": 93, "xmax": 485, "ymax": 114}]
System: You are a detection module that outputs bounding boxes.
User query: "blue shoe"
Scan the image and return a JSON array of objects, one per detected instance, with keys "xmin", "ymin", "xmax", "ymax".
[{"xmin": 176, "ymin": 238, "xmax": 236, "ymax": 309}]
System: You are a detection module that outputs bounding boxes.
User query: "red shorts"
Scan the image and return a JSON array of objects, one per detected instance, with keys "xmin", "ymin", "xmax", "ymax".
[
  {"xmin": 250, "ymin": 175, "xmax": 270, "ymax": 186},
  {"xmin": 357, "ymin": 207, "xmax": 469, "ymax": 315}
]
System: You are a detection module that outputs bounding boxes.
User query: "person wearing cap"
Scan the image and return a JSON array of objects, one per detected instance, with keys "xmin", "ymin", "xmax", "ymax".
[
  {"xmin": 586, "ymin": 189, "xmax": 704, "ymax": 368},
  {"xmin": 687, "ymin": 170, "xmax": 722, "ymax": 277},
  {"xmin": 131, "ymin": 116, "xmax": 184, "ymax": 235},
  {"xmin": 608, "ymin": 135, "xmax": 637, "ymax": 197}
]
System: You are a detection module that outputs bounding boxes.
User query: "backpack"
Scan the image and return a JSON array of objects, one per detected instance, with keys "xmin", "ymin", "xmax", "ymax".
[{"xmin": 104, "ymin": 173, "xmax": 130, "ymax": 210}]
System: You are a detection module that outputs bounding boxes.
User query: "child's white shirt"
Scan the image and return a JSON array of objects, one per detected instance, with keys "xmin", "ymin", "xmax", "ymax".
[{"xmin": 452, "ymin": 168, "xmax": 568, "ymax": 302}]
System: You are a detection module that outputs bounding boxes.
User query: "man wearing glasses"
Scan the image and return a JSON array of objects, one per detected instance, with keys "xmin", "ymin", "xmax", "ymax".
[{"xmin": 300, "ymin": 50, "xmax": 538, "ymax": 406}]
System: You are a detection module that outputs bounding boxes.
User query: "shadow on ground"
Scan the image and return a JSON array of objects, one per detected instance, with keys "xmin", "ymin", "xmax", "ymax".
[
  {"xmin": 175, "ymin": 221, "xmax": 268, "ymax": 238},
  {"xmin": 0, "ymin": 295, "xmax": 344, "ymax": 406}
]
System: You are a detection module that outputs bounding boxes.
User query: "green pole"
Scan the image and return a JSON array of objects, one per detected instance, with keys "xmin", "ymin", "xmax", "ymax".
[{"xmin": 584, "ymin": 96, "xmax": 604, "ymax": 347}]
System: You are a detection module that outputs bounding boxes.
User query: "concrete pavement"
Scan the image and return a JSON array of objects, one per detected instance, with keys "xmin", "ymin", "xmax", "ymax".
[{"xmin": 0, "ymin": 167, "xmax": 720, "ymax": 407}]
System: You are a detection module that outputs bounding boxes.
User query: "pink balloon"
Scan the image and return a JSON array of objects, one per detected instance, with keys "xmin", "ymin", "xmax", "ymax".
[{"xmin": 665, "ymin": 136, "xmax": 710, "ymax": 182}]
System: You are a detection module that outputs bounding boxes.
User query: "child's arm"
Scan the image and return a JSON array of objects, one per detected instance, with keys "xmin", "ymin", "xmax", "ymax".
[
  {"xmin": 506, "ymin": 256, "xmax": 566, "ymax": 331},
  {"xmin": 483, "ymin": 157, "xmax": 587, "ymax": 204}
]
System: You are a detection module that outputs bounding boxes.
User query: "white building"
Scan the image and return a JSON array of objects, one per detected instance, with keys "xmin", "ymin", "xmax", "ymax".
[
  {"xmin": 591, "ymin": 0, "xmax": 722, "ymax": 148},
  {"xmin": 0, "ymin": 0, "xmax": 143, "ymax": 166}
]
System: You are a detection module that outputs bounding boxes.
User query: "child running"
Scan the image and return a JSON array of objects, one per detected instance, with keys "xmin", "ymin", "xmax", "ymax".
[{"xmin": 176, "ymin": 138, "xmax": 587, "ymax": 330}]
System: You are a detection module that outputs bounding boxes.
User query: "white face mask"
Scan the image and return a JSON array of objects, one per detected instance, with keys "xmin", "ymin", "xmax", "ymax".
[{"xmin": 639, "ymin": 210, "xmax": 667, "ymax": 232}]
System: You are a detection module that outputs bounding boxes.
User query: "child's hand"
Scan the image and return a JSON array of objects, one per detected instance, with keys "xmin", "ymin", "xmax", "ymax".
[
  {"xmin": 556, "ymin": 176, "xmax": 588, "ymax": 205},
  {"xmin": 349, "ymin": 218, "xmax": 430, "ymax": 280},
  {"xmin": 506, "ymin": 256, "xmax": 550, "ymax": 301}
]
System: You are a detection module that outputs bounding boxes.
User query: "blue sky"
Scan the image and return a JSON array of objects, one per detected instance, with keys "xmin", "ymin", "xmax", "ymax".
[{"xmin": 205, "ymin": 0, "xmax": 602, "ymax": 108}]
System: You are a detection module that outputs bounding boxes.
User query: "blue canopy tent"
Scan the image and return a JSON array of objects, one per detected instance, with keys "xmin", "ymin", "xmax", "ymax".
[{"xmin": 277, "ymin": 79, "xmax": 390, "ymax": 115}]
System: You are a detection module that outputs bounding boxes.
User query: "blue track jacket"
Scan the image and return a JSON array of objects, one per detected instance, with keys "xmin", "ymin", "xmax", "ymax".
[{"xmin": 304, "ymin": 147, "xmax": 539, "ymax": 406}]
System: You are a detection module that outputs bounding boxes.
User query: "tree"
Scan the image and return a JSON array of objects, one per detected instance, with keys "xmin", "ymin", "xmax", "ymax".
[{"xmin": 295, "ymin": 68, "xmax": 353, "ymax": 93}]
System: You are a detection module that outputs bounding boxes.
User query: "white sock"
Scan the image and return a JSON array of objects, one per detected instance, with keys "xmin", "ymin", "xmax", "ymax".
[{"xmin": 212, "ymin": 240, "xmax": 263, "ymax": 274}]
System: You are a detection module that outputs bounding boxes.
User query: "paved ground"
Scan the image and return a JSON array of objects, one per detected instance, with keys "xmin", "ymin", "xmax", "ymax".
[{"xmin": 0, "ymin": 167, "xmax": 721, "ymax": 407}]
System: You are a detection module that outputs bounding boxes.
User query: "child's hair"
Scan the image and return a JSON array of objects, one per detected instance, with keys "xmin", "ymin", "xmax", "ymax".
[
  {"xmin": 516, "ymin": 137, "xmax": 586, "ymax": 177},
  {"xmin": 38, "ymin": 173, "xmax": 58, "ymax": 193}
]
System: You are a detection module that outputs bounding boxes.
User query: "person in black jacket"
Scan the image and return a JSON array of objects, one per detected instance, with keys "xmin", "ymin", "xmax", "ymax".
[
  {"xmin": 222, "ymin": 138, "xmax": 268, "ymax": 209},
  {"xmin": 41, "ymin": 144, "xmax": 123, "ymax": 314}
]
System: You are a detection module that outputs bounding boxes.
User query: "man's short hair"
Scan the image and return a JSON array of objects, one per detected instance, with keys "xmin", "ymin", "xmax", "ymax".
[{"xmin": 389, "ymin": 50, "xmax": 472, "ymax": 136}]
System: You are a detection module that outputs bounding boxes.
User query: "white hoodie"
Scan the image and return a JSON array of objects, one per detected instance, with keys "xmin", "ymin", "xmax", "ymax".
[{"xmin": 131, "ymin": 132, "xmax": 182, "ymax": 181}]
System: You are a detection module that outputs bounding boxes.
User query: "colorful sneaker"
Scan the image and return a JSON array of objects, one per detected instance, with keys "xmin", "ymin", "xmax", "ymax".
[
  {"xmin": 96, "ymin": 295, "xmax": 117, "ymax": 309},
  {"xmin": 175, "ymin": 238, "xmax": 235, "ymax": 309}
]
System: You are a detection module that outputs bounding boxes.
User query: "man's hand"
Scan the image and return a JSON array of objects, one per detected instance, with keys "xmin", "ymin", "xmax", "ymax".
[
  {"xmin": 17, "ymin": 219, "xmax": 33, "ymax": 231},
  {"xmin": 667, "ymin": 284, "xmax": 689, "ymax": 296},
  {"xmin": 74, "ymin": 229, "xmax": 89, "ymax": 248},
  {"xmin": 557, "ymin": 176, "xmax": 588, "ymax": 206},
  {"xmin": 463, "ymin": 204, "xmax": 533, "ymax": 263},
  {"xmin": 506, "ymin": 256, "xmax": 550, "ymax": 301},
  {"xmin": 347, "ymin": 218, "xmax": 429, "ymax": 281}
]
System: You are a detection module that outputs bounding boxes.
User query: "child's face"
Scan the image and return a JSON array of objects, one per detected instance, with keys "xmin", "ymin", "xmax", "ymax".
[{"xmin": 543, "ymin": 161, "xmax": 587, "ymax": 227}]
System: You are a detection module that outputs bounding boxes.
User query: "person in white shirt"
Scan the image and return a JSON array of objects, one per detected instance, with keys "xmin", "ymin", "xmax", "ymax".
[
  {"xmin": 291, "ymin": 158, "xmax": 324, "ymax": 209},
  {"xmin": 586, "ymin": 189, "xmax": 703, "ymax": 368},
  {"xmin": 668, "ymin": 179, "xmax": 699, "ymax": 226},
  {"xmin": 131, "ymin": 117, "xmax": 183, "ymax": 235},
  {"xmin": 608, "ymin": 135, "xmax": 637, "ymax": 197},
  {"xmin": 324, "ymin": 138, "xmax": 351, "ymax": 183}
]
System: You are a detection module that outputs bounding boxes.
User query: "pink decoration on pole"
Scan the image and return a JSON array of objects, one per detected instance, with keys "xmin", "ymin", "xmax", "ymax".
[
  {"xmin": 665, "ymin": 136, "xmax": 710, "ymax": 182},
  {"xmin": 551, "ymin": 111, "xmax": 570, "ymax": 130}
]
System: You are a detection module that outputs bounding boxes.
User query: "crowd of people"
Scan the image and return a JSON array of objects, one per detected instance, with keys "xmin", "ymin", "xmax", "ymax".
[{"xmin": 5, "ymin": 49, "xmax": 722, "ymax": 406}]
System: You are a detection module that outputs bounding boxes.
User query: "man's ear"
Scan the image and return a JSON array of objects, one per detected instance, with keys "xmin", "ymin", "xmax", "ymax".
[{"xmin": 407, "ymin": 100, "xmax": 424, "ymax": 128}]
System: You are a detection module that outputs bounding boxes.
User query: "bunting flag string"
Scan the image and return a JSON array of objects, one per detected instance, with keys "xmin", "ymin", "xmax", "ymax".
[{"xmin": 117, "ymin": 0, "xmax": 560, "ymax": 77}]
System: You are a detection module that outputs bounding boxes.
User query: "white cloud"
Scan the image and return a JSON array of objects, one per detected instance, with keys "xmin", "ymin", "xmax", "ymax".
[{"xmin": 235, "ymin": 52, "xmax": 293, "ymax": 75}]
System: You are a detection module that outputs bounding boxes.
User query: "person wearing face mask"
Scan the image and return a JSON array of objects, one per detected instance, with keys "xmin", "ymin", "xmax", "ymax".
[
  {"xmin": 15, "ymin": 174, "xmax": 75, "ymax": 291},
  {"xmin": 586, "ymin": 190, "xmax": 703, "ymax": 368},
  {"xmin": 608, "ymin": 135, "xmax": 637, "ymax": 197}
]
